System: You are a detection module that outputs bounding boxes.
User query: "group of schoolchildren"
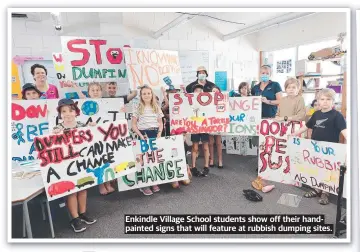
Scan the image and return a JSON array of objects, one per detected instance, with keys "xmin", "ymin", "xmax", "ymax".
[{"xmin": 18, "ymin": 63, "xmax": 347, "ymax": 233}]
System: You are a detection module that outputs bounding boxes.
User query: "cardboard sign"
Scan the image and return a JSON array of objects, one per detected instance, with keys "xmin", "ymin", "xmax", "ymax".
[
  {"xmin": 169, "ymin": 92, "xmax": 230, "ymax": 134},
  {"xmin": 34, "ymin": 121, "xmax": 135, "ymax": 201},
  {"xmin": 226, "ymin": 136, "xmax": 258, "ymax": 156},
  {"xmin": 289, "ymin": 137, "xmax": 347, "ymax": 196},
  {"xmin": 123, "ymin": 48, "xmax": 182, "ymax": 90},
  {"xmin": 11, "ymin": 100, "xmax": 49, "ymax": 162},
  {"xmin": 47, "ymin": 98, "xmax": 125, "ymax": 130},
  {"xmin": 225, "ymin": 96, "xmax": 262, "ymax": 136},
  {"xmin": 258, "ymin": 119, "xmax": 304, "ymax": 185},
  {"xmin": 61, "ymin": 36, "xmax": 129, "ymax": 82},
  {"xmin": 117, "ymin": 135, "xmax": 188, "ymax": 191}
]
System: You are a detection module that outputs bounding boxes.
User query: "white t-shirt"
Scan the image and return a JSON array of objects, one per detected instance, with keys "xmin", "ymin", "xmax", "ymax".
[{"xmin": 133, "ymin": 105, "xmax": 164, "ymax": 130}]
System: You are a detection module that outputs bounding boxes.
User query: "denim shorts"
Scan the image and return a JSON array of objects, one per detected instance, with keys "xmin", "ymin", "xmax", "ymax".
[{"xmin": 191, "ymin": 133, "xmax": 209, "ymax": 143}]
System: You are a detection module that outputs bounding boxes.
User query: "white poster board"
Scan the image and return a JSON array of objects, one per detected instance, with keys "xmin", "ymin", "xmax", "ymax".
[
  {"xmin": 226, "ymin": 136, "xmax": 257, "ymax": 156},
  {"xmin": 34, "ymin": 120, "xmax": 135, "ymax": 201},
  {"xmin": 117, "ymin": 135, "xmax": 188, "ymax": 191},
  {"xmin": 258, "ymin": 119, "xmax": 304, "ymax": 185},
  {"xmin": 123, "ymin": 48, "xmax": 182, "ymax": 90},
  {"xmin": 225, "ymin": 96, "xmax": 262, "ymax": 135},
  {"xmin": 169, "ymin": 92, "xmax": 230, "ymax": 134},
  {"xmin": 47, "ymin": 98, "xmax": 125, "ymax": 130},
  {"xmin": 11, "ymin": 100, "xmax": 48, "ymax": 162},
  {"xmin": 61, "ymin": 36, "xmax": 129, "ymax": 83},
  {"xmin": 289, "ymin": 137, "xmax": 347, "ymax": 197}
]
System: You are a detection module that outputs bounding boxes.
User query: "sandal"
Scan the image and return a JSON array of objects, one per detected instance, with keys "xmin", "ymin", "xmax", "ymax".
[
  {"xmin": 209, "ymin": 159, "xmax": 215, "ymax": 168},
  {"xmin": 251, "ymin": 177, "xmax": 264, "ymax": 191},
  {"xmin": 304, "ymin": 190, "xmax": 320, "ymax": 198},
  {"xmin": 319, "ymin": 192, "xmax": 329, "ymax": 205}
]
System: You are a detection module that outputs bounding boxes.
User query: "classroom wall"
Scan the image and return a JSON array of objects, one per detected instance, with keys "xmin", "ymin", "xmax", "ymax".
[{"xmin": 255, "ymin": 12, "xmax": 347, "ymax": 52}]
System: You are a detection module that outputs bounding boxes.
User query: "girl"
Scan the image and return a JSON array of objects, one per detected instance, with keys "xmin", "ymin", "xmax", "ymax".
[
  {"xmin": 71, "ymin": 82, "xmax": 115, "ymax": 195},
  {"xmin": 209, "ymin": 86, "xmax": 223, "ymax": 169},
  {"xmin": 132, "ymin": 86, "xmax": 164, "ymax": 196},
  {"xmin": 53, "ymin": 99, "xmax": 96, "ymax": 233},
  {"xmin": 274, "ymin": 78, "xmax": 306, "ymax": 122},
  {"xmin": 229, "ymin": 82, "xmax": 250, "ymax": 97}
]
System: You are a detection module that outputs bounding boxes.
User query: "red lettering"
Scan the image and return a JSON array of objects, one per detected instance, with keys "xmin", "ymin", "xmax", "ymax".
[
  {"xmin": 252, "ymin": 97, "xmax": 260, "ymax": 110},
  {"xmin": 303, "ymin": 150, "xmax": 310, "ymax": 163},
  {"xmin": 260, "ymin": 120, "xmax": 270, "ymax": 135},
  {"xmin": 184, "ymin": 93, "xmax": 194, "ymax": 105},
  {"xmin": 279, "ymin": 122, "xmax": 289, "ymax": 137},
  {"xmin": 106, "ymin": 48, "xmax": 123, "ymax": 64},
  {"xmin": 275, "ymin": 139, "xmax": 286, "ymax": 154},
  {"xmin": 52, "ymin": 53, "xmax": 63, "ymax": 63},
  {"xmin": 214, "ymin": 92, "xmax": 224, "ymax": 105},
  {"xmin": 89, "ymin": 40, "xmax": 107, "ymax": 65},
  {"xmin": 12, "ymin": 103, "xmax": 47, "ymax": 121},
  {"xmin": 270, "ymin": 122, "xmax": 280, "ymax": 135},
  {"xmin": 173, "ymin": 93, "xmax": 183, "ymax": 105},
  {"xmin": 67, "ymin": 39, "xmax": 90, "ymax": 66},
  {"xmin": 283, "ymin": 156, "xmax": 290, "ymax": 174},
  {"xmin": 98, "ymin": 123, "xmax": 128, "ymax": 141},
  {"xmin": 197, "ymin": 92, "xmax": 212, "ymax": 106}
]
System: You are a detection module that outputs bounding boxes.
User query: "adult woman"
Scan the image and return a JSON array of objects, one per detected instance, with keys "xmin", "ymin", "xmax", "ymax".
[
  {"xmin": 31, "ymin": 64, "xmax": 59, "ymax": 99},
  {"xmin": 251, "ymin": 65, "xmax": 282, "ymax": 118}
]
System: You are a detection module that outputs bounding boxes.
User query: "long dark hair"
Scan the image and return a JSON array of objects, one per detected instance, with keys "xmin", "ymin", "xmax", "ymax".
[{"xmin": 238, "ymin": 82, "xmax": 250, "ymax": 96}]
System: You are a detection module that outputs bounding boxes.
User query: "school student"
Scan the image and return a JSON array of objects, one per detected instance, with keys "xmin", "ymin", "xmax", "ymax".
[
  {"xmin": 229, "ymin": 82, "xmax": 251, "ymax": 97},
  {"xmin": 53, "ymin": 99, "xmax": 97, "ymax": 233},
  {"xmin": 132, "ymin": 86, "xmax": 164, "ymax": 196},
  {"xmin": 209, "ymin": 86, "xmax": 223, "ymax": 169},
  {"xmin": 21, "ymin": 83, "xmax": 42, "ymax": 100},
  {"xmin": 190, "ymin": 84, "xmax": 210, "ymax": 177},
  {"xmin": 275, "ymin": 78, "xmax": 306, "ymax": 122},
  {"xmin": 290, "ymin": 88, "xmax": 347, "ymax": 205}
]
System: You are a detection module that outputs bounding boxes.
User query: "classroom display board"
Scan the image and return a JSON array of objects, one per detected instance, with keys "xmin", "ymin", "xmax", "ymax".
[
  {"xmin": 179, "ymin": 51, "xmax": 210, "ymax": 86},
  {"xmin": 61, "ymin": 36, "xmax": 129, "ymax": 83},
  {"xmin": 169, "ymin": 92, "xmax": 230, "ymax": 134},
  {"xmin": 123, "ymin": 48, "xmax": 182, "ymax": 90},
  {"xmin": 11, "ymin": 100, "xmax": 49, "ymax": 162},
  {"xmin": 46, "ymin": 98, "xmax": 125, "ymax": 130},
  {"xmin": 226, "ymin": 136, "xmax": 258, "ymax": 156},
  {"xmin": 34, "ymin": 120, "xmax": 135, "ymax": 201},
  {"xmin": 258, "ymin": 119, "xmax": 304, "ymax": 185},
  {"xmin": 225, "ymin": 96, "xmax": 262, "ymax": 136},
  {"xmin": 117, "ymin": 135, "xmax": 188, "ymax": 191},
  {"xmin": 288, "ymin": 137, "xmax": 347, "ymax": 197}
]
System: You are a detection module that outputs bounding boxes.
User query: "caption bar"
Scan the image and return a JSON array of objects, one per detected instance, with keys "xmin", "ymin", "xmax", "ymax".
[{"xmin": 124, "ymin": 215, "xmax": 333, "ymax": 234}]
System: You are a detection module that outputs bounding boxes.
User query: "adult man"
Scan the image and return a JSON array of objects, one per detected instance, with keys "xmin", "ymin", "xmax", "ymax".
[{"xmin": 185, "ymin": 66, "xmax": 216, "ymax": 93}]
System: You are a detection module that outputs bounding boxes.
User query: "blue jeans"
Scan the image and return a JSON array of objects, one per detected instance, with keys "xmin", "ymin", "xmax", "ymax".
[{"xmin": 140, "ymin": 128, "xmax": 158, "ymax": 139}]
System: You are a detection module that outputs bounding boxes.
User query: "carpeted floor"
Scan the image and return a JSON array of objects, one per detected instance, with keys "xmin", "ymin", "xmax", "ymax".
[{"xmin": 11, "ymin": 152, "xmax": 346, "ymax": 239}]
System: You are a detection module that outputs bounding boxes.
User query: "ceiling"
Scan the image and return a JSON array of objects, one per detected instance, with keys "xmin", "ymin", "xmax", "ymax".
[{"xmin": 12, "ymin": 11, "xmax": 295, "ymax": 39}]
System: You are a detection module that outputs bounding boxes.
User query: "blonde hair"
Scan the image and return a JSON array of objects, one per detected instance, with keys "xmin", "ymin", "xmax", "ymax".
[
  {"xmin": 138, "ymin": 86, "xmax": 160, "ymax": 115},
  {"xmin": 260, "ymin": 65, "xmax": 272, "ymax": 75},
  {"xmin": 284, "ymin": 77, "xmax": 300, "ymax": 90},
  {"xmin": 87, "ymin": 82, "xmax": 103, "ymax": 93},
  {"xmin": 317, "ymin": 88, "xmax": 336, "ymax": 101}
]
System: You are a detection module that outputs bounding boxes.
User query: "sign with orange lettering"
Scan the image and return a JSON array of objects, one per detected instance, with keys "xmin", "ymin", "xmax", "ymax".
[{"xmin": 124, "ymin": 48, "xmax": 182, "ymax": 90}]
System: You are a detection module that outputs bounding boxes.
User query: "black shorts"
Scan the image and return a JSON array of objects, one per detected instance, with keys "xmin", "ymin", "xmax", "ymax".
[{"xmin": 191, "ymin": 133, "xmax": 209, "ymax": 143}]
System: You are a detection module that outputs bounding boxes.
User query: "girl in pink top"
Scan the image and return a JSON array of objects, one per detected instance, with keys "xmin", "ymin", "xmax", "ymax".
[{"xmin": 31, "ymin": 64, "xmax": 59, "ymax": 99}]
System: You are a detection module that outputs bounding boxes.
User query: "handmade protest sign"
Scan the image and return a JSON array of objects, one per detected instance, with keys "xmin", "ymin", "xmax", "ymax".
[
  {"xmin": 117, "ymin": 135, "xmax": 188, "ymax": 191},
  {"xmin": 258, "ymin": 119, "xmax": 304, "ymax": 185},
  {"xmin": 169, "ymin": 92, "xmax": 230, "ymax": 134},
  {"xmin": 226, "ymin": 136, "xmax": 258, "ymax": 156},
  {"xmin": 225, "ymin": 96, "xmax": 262, "ymax": 135},
  {"xmin": 47, "ymin": 98, "xmax": 125, "ymax": 130},
  {"xmin": 11, "ymin": 100, "xmax": 49, "ymax": 162},
  {"xmin": 61, "ymin": 36, "xmax": 129, "ymax": 82},
  {"xmin": 289, "ymin": 137, "xmax": 347, "ymax": 197},
  {"xmin": 34, "ymin": 120, "xmax": 135, "ymax": 201},
  {"xmin": 123, "ymin": 48, "xmax": 182, "ymax": 90}
]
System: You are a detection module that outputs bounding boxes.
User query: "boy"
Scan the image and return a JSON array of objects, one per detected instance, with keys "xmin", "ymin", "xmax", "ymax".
[
  {"xmin": 190, "ymin": 84, "xmax": 210, "ymax": 177},
  {"xmin": 291, "ymin": 88, "xmax": 347, "ymax": 205},
  {"xmin": 22, "ymin": 83, "xmax": 42, "ymax": 100},
  {"xmin": 105, "ymin": 82, "xmax": 118, "ymax": 97}
]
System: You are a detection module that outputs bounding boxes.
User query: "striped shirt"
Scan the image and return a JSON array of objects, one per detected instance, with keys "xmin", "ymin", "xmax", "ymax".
[{"xmin": 133, "ymin": 105, "xmax": 164, "ymax": 130}]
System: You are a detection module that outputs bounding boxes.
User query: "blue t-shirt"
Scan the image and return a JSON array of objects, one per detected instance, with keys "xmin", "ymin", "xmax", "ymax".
[{"xmin": 251, "ymin": 81, "xmax": 282, "ymax": 118}]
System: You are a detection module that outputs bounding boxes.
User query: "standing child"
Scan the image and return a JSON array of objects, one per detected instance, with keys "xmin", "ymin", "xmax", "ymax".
[
  {"xmin": 291, "ymin": 88, "xmax": 347, "ymax": 205},
  {"xmin": 132, "ymin": 86, "xmax": 164, "ymax": 196},
  {"xmin": 209, "ymin": 86, "xmax": 223, "ymax": 169},
  {"xmin": 53, "ymin": 99, "xmax": 97, "ymax": 233},
  {"xmin": 275, "ymin": 78, "xmax": 306, "ymax": 122},
  {"xmin": 190, "ymin": 84, "xmax": 210, "ymax": 177}
]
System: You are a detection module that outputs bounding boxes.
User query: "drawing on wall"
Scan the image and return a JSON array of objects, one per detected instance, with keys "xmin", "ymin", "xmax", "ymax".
[{"xmin": 276, "ymin": 59, "xmax": 292, "ymax": 74}]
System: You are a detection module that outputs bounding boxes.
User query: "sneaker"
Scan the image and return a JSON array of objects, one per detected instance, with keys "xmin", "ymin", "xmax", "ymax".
[
  {"xmin": 70, "ymin": 217, "xmax": 87, "ymax": 233},
  {"xmin": 202, "ymin": 167, "xmax": 210, "ymax": 177},
  {"xmin": 140, "ymin": 187, "xmax": 153, "ymax": 196},
  {"xmin": 191, "ymin": 167, "xmax": 202, "ymax": 177},
  {"xmin": 319, "ymin": 192, "xmax": 329, "ymax": 205},
  {"xmin": 79, "ymin": 213, "xmax": 97, "ymax": 225},
  {"xmin": 151, "ymin": 185, "xmax": 160, "ymax": 192}
]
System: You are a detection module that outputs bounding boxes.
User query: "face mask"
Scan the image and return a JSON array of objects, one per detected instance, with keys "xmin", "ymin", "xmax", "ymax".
[
  {"xmin": 260, "ymin": 74, "xmax": 269, "ymax": 82},
  {"xmin": 198, "ymin": 74, "xmax": 206, "ymax": 81}
]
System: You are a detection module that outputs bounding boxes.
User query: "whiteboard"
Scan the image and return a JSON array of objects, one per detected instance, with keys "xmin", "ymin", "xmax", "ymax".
[{"xmin": 179, "ymin": 51, "xmax": 210, "ymax": 86}]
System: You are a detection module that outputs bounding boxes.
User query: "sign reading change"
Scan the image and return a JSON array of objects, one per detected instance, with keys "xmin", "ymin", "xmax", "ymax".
[
  {"xmin": 34, "ymin": 121, "xmax": 135, "ymax": 201},
  {"xmin": 117, "ymin": 135, "xmax": 188, "ymax": 191}
]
